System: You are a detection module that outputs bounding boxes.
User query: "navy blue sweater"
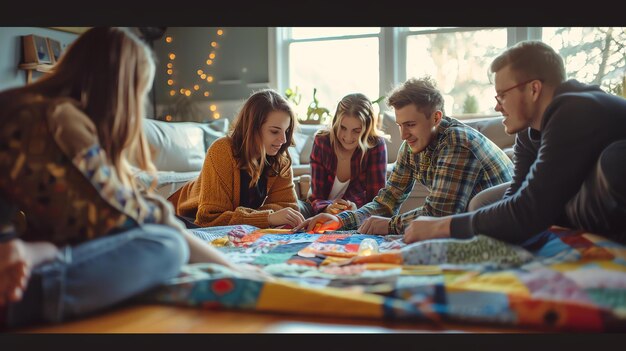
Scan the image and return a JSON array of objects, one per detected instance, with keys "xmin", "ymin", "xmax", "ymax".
[{"xmin": 451, "ymin": 79, "xmax": 626, "ymax": 244}]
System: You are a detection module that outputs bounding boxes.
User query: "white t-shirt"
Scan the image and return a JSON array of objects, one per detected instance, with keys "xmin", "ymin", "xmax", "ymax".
[{"xmin": 328, "ymin": 176, "xmax": 350, "ymax": 200}]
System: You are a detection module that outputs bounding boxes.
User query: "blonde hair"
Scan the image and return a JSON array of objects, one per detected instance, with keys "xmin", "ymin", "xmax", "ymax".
[
  {"xmin": 230, "ymin": 89, "xmax": 297, "ymax": 187},
  {"xmin": 318, "ymin": 93, "xmax": 387, "ymax": 165},
  {"xmin": 18, "ymin": 27, "xmax": 157, "ymax": 190}
]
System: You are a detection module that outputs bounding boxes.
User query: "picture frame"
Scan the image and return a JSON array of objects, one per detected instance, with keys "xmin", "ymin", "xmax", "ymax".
[
  {"xmin": 22, "ymin": 35, "xmax": 52, "ymax": 64},
  {"xmin": 46, "ymin": 38, "xmax": 62, "ymax": 64}
]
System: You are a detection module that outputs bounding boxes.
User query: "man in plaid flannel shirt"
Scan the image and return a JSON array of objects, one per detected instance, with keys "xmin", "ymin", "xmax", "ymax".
[{"xmin": 294, "ymin": 77, "xmax": 513, "ymax": 235}]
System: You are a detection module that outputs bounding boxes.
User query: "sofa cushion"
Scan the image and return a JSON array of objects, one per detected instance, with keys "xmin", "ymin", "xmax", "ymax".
[
  {"xmin": 465, "ymin": 118, "xmax": 515, "ymax": 149},
  {"xmin": 299, "ymin": 133, "xmax": 315, "ymax": 164},
  {"xmin": 143, "ymin": 118, "xmax": 227, "ymax": 172},
  {"xmin": 290, "ymin": 126, "xmax": 318, "ymax": 165},
  {"xmin": 205, "ymin": 118, "xmax": 229, "ymax": 135},
  {"xmin": 289, "ymin": 131, "xmax": 308, "ymax": 166},
  {"xmin": 381, "ymin": 112, "xmax": 401, "ymax": 163},
  {"xmin": 502, "ymin": 147, "xmax": 514, "ymax": 160}
]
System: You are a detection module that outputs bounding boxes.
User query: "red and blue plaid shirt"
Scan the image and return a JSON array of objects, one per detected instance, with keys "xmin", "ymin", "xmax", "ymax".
[{"xmin": 308, "ymin": 133, "xmax": 388, "ymax": 214}]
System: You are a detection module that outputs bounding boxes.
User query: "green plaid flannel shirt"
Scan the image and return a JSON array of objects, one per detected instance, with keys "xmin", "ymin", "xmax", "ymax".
[{"xmin": 337, "ymin": 116, "xmax": 513, "ymax": 234}]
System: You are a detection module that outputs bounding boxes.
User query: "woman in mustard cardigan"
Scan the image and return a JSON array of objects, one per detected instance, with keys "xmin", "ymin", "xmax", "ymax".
[{"xmin": 170, "ymin": 89, "xmax": 305, "ymax": 228}]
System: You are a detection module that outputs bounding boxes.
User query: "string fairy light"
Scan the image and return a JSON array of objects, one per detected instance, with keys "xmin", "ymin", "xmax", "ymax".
[{"xmin": 164, "ymin": 28, "xmax": 225, "ymax": 121}]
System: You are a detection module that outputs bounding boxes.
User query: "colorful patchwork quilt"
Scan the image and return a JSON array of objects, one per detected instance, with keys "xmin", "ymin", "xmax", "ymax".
[{"xmin": 143, "ymin": 225, "xmax": 626, "ymax": 331}]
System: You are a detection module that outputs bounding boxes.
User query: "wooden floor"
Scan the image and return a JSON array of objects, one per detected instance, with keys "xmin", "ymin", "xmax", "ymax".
[{"xmin": 15, "ymin": 303, "xmax": 532, "ymax": 333}]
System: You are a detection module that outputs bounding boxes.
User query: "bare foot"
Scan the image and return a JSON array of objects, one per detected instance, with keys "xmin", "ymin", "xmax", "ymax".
[{"xmin": 0, "ymin": 239, "xmax": 59, "ymax": 305}]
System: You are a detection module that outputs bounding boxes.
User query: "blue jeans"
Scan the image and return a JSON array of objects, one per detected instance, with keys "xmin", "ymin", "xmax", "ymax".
[
  {"xmin": 4, "ymin": 224, "xmax": 189, "ymax": 328},
  {"xmin": 297, "ymin": 199, "xmax": 315, "ymax": 219},
  {"xmin": 564, "ymin": 140, "xmax": 626, "ymax": 242}
]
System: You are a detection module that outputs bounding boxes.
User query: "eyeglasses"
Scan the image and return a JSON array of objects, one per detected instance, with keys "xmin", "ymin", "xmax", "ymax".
[{"xmin": 494, "ymin": 79, "xmax": 540, "ymax": 105}]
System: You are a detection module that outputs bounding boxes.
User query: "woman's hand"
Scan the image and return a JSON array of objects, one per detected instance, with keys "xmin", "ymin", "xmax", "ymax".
[
  {"xmin": 268, "ymin": 207, "xmax": 305, "ymax": 228},
  {"xmin": 292, "ymin": 213, "xmax": 342, "ymax": 233},
  {"xmin": 324, "ymin": 199, "xmax": 357, "ymax": 214}
]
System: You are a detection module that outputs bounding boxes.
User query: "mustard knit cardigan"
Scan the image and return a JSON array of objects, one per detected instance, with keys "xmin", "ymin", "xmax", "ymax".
[{"xmin": 171, "ymin": 136, "xmax": 299, "ymax": 228}]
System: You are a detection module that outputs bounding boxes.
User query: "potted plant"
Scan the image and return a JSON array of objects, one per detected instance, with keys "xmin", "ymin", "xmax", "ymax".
[{"xmin": 285, "ymin": 87, "xmax": 330, "ymax": 125}]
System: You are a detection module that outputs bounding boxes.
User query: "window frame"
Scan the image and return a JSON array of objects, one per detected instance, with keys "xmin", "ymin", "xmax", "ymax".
[{"xmin": 270, "ymin": 27, "xmax": 543, "ymax": 119}]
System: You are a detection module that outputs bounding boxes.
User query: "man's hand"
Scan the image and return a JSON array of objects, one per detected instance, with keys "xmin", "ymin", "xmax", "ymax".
[
  {"xmin": 291, "ymin": 213, "xmax": 342, "ymax": 233},
  {"xmin": 357, "ymin": 216, "xmax": 390, "ymax": 235},
  {"xmin": 403, "ymin": 216, "xmax": 452, "ymax": 244},
  {"xmin": 324, "ymin": 199, "xmax": 357, "ymax": 214}
]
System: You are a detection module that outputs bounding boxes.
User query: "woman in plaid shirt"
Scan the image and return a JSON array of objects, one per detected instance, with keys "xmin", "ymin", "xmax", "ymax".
[{"xmin": 305, "ymin": 93, "xmax": 388, "ymax": 216}]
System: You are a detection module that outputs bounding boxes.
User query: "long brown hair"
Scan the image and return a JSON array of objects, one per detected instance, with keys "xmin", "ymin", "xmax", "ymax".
[
  {"xmin": 230, "ymin": 89, "xmax": 296, "ymax": 187},
  {"xmin": 12, "ymin": 27, "xmax": 156, "ymax": 188},
  {"xmin": 318, "ymin": 93, "xmax": 387, "ymax": 165}
]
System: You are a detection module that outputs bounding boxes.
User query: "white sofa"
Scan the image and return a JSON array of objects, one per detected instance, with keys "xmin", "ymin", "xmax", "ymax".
[{"xmin": 136, "ymin": 113, "xmax": 515, "ymax": 214}]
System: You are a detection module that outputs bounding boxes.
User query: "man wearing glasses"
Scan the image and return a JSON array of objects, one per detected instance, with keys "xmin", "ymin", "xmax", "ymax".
[{"xmin": 404, "ymin": 40, "xmax": 626, "ymax": 245}]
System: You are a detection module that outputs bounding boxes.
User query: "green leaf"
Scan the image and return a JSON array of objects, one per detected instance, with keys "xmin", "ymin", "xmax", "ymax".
[{"xmin": 371, "ymin": 96, "xmax": 385, "ymax": 105}]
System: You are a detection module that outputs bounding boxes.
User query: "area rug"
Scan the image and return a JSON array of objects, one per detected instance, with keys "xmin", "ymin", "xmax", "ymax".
[{"xmin": 142, "ymin": 225, "xmax": 626, "ymax": 331}]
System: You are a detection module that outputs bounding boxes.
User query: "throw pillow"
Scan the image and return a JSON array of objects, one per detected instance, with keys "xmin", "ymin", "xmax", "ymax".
[
  {"xmin": 206, "ymin": 118, "xmax": 229, "ymax": 135},
  {"xmin": 200, "ymin": 123, "xmax": 226, "ymax": 151},
  {"xmin": 289, "ymin": 131, "xmax": 311, "ymax": 166},
  {"xmin": 143, "ymin": 119, "xmax": 211, "ymax": 172},
  {"xmin": 299, "ymin": 132, "xmax": 315, "ymax": 164},
  {"xmin": 381, "ymin": 111, "xmax": 401, "ymax": 163}
]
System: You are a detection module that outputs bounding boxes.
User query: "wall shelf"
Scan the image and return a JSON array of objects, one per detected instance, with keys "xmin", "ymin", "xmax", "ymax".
[
  {"xmin": 217, "ymin": 79, "xmax": 242, "ymax": 85},
  {"xmin": 18, "ymin": 63, "xmax": 55, "ymax": 84},
  {"xmin": 246, "ymin": 82, "xmax": 270, "ymax": 88}
]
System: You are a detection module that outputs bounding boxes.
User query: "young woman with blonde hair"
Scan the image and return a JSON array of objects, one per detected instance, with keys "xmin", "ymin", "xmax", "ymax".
[
  {"xmin": 305, "ymin": 93, "xmax": 388, "ymax": 216},
  {"xmin": 170, "ymin": 89, "xmax": 305, "ymax": 228},
  {"xmin": 0, "ymin": 27, "xmax": 265, "ymax": 329}
]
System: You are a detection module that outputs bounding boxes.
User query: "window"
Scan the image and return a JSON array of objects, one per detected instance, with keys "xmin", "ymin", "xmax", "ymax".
[
  {"xmin": 275, "ymin": 27, "xmax": 381, "ymax": 121},
  {"xmin": 272, "ymin": 27, "xmax": 624, "ymax": 122},
  {"xmin": 405, "ymin": 27, "xmax": 507, "ymax": 117},
  {"xmin": 542, "ymin": 27, "xmax": 625, "ymax": 97}
]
